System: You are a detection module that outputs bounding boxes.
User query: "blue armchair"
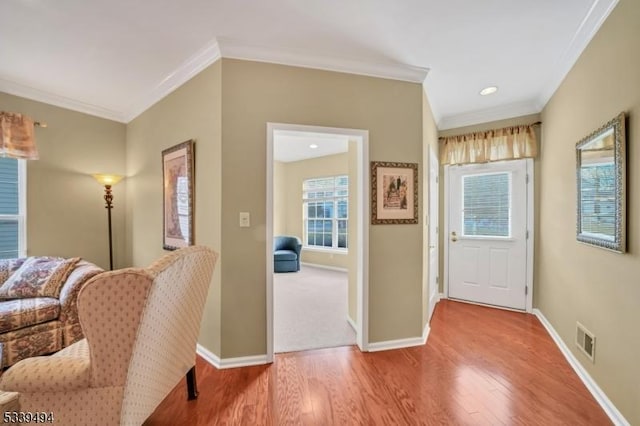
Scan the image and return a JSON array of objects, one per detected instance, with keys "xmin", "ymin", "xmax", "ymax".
[{"xmin": 274, "ymin": 236, "xmax": 302, "ymax": 273}]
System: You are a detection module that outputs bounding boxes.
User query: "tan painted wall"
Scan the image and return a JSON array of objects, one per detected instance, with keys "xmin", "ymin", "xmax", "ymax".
[
  {"xmin": 0, "ymin": 92, "xmax": 126, "ymax": 269},
  {"xmin": 538, "ymin": 0, "xmax": 639, "ymax": 422},
  {"xmin": 277, "ymin": 152, "xmax": 350, "ymax": 269},
  {"xmin": 421, "ymin": 91, "xmax": 439, "ymax": 329},
  {"xmin": 273, "ymin": 160, "xmax": 287, "ymax": 236},
  {"xmin": 126, "ymin": 62, "xmax": 223, "ymax": 355},
  {"xmin": 221, "ymin": 58, "xmax": 424, "ymax": 357}
]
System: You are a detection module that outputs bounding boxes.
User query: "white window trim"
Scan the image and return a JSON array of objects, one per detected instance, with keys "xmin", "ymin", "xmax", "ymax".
[
  {"xmin": 18, "ymin": 159, "xmax": 26, "ymax": 257},
  {"xmin": 303, "ymin": 175, "xmax": 349, "ymax": 251},
  {"xmin": 302, "ymin": 245, "xmax": 348, "ymax": 255}
]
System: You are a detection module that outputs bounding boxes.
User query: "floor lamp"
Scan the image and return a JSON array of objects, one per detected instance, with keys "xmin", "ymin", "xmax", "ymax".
[{"xmin": 93, "ymin": 174, "xmax": 123, "ymax": 270}]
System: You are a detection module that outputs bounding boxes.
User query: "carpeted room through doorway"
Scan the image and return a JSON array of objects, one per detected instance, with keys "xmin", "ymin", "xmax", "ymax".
[{"xmin": 274, "ymin": 265, "xmax": 356, "ymax": 353}]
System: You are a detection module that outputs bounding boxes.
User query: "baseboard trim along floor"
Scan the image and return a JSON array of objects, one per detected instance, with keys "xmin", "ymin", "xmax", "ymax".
[{"xmin": 533, "ymin": 309, "xmax": 629, "ymax": 426}]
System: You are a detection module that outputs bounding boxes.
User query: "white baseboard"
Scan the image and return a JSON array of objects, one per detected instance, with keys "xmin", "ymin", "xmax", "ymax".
[
  {"xmin": 197, "ymin": 344, "xmax": 270, "ymax": 370},
  {"xmin": 301, "ymin": 262, "xmax": 348, "ymax": 273},
  {"xmin": 533, "ymin": 309, "xmax": 629, "ymax": 426},
  {"xmin": 368, "ymin": 334, "xmax": 427, "ymax": 352}
]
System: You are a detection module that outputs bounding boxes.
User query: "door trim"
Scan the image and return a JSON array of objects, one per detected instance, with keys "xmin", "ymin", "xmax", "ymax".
[
  {"xmin": 443, "ymin": 158, "xmax": 534, "ymax": 313},
  {"xmin": 427, "ymin": 146, "xmax": 439, "ymax": 322},
  {"xmin": 266, "ymin": 123, "xmax": 370, "ymax": 362}
]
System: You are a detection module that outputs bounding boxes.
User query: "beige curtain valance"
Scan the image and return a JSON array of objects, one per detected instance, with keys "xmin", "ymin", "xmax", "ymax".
[
  {"xmin": 0, "ymin": 112, "xmax": 39, "ymax": 160},
  {"xmin": 439, "ymin": 124, "xmax": 537, "ymax": 165}
]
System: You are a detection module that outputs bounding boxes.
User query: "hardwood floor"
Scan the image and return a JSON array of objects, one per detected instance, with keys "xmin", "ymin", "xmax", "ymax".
[{"xmin": 145, "ymin": 300, "xmax": 611, "ymax": 425}]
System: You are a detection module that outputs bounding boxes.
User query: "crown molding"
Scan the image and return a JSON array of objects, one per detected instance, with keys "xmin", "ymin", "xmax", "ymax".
[
  {"xmin": 536, "ymin": 0, "xmax": 619, "ymax": 110},
  {"xmin": 217, "ymin": 38, "xmax": 429, "ymax": 84},
  {"xmin": 124, "ymin": 39, "xmax": 222, "ymax": 122},
  {"xmin": 437, "ymin": 100, "xmax": 540, "ymax": 131},
  {"xmin": 0, "ymin": 76, "xmax": 127, "ymax": 122}
]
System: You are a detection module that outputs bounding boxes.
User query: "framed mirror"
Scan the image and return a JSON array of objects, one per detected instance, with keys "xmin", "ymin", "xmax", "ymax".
[{"xmin": 576, "ymin": 112, "xmax": 626, "ymax": 252}]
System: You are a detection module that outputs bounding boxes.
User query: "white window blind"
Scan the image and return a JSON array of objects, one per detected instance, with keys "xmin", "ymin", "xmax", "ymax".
[
  {"xmin": 462, "ymin": 172, "xmax": 510, "ymax": 237},
  {"xmin": 0, "ymin": 158, "xmax": 25, "ymax": 259}
]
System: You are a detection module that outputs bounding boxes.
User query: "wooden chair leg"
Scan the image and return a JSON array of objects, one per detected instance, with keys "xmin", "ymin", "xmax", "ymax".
[{"xmin": 186, "ymin": 366, "xmax": 198, "ymax": 400}]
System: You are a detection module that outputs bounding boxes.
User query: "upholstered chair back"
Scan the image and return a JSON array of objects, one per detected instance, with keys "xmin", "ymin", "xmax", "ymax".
[
  {"xmin": 118, "ymin": 246, "xmax": 217, "ymax": 423},
  {"xmin": 0, "ymin": 246, "xmax": 217, "ymax": 425}
]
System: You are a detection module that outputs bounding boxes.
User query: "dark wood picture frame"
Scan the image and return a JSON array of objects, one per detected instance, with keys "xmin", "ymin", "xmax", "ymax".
[
  {"xmin": 162, "ymin": 140, "xmax": 195, "ymax": 250},
  {"xmin": 371, "ymin": 161, "xmax": 418, "ymax": 224}
]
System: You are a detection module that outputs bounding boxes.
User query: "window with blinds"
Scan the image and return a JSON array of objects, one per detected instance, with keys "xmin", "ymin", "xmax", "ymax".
[
  {"xmin": 462, "ymin": 172, "xmax": 511, "ymax": 237},
  {"xmin": 303, "ymin": 176, "xmax": 348, "ymax": 249},
  {"xmin": 580, "ymin": 163, "xmax": 615, "ymax": 238},
  {"xmin": 0, "ymin": 158, "xmax": 25, "ymax": 259}
]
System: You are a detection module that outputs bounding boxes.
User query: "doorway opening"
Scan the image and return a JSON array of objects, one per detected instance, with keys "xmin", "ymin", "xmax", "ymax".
[
  {"xmin": 266, "ymin": 123, "xmax": 369, "ymax": 361},
  {"xmin": 444, "ymin": 159, "xmax": 533, "ymax": 312}
]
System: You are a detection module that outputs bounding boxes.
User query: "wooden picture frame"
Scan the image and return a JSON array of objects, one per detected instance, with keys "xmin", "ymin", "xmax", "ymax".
[
  {"xmin": 371, "ymin": 161, "xmax": 418, "ymax": 224},
  {"xmin": 162, "ymin": 140, "xmax": 195, "ymax": 250}
]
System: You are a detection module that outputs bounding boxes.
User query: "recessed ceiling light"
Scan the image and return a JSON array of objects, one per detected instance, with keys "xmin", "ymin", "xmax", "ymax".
[
  {"xmin": 480, "ymin": 86, "xmax": 498, "ymax": 96},
  {"xmin": 309, "ymin": 144, "xmax": 318, "ymax": 149}
]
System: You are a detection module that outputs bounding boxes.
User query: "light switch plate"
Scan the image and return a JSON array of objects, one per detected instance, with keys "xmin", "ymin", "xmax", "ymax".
[{"xmin": 239, "ymin": 212, "xmax": 250, "ymax": 227}]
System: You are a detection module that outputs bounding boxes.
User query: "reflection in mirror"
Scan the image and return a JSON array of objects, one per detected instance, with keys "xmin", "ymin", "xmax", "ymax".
[{"xmin": 576, "ymin": 113, "xmax": 626, "ymax": 252}]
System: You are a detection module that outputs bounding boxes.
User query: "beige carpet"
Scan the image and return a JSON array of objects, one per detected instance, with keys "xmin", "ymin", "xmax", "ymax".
[{"xmin": 274, "ymin": 265, "xmax": 356, "ymax": 353}]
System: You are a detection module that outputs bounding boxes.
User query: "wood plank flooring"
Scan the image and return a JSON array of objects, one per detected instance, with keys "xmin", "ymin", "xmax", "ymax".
[{"xmin": 145, "ymin": 300, "xmax": 611, "ymax": 425}]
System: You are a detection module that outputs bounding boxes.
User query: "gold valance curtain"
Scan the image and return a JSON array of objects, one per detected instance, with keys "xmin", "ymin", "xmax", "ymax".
[
  {"xmin": 0, "ymin": 112, "xmax": 39, "ymax": 160},
  {"xmin": 439, "ymin": 124, "xmax": 537, "ymax": 165}
]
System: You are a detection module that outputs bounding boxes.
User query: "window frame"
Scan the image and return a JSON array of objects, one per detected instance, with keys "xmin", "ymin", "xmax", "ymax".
[
  {"xmin": 302, "ymin": 175, "xmax": 348, "ymax": 253},
  {"xmin": 0, "ymin": 159, "xmax": 27, "ymax": 258}
]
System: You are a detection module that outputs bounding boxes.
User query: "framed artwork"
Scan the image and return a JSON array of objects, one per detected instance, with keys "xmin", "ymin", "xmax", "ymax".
[
  {"xmin": 371, "ymin": 161, "xmax": 418, "ymax": 224},
  {"xmin": 162, "ymin": 140, "xmax": 195, "ymax": 250}
]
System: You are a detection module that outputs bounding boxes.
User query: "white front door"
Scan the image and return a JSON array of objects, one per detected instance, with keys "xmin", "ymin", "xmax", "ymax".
[
  {"xmin": 428, "ymin": 147, "xmax": 439, "ymax": 321},
  {"xmin": 446, "ymin": 159, "xmax": 530, "ymax": 310}
]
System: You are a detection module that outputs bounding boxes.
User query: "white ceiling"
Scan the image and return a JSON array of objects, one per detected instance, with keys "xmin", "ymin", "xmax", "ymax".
[
  {"xmin": 274, "ymin": 130, "xmax": 348, "ymax": 163},
  {"xmin": 0, "ymin": 0, "xmax": 618, "ymax": 129}
]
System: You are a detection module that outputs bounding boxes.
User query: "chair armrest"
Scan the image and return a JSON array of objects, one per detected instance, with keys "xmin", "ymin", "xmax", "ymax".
[
  {"xmin": 58, "ymin": 261, "xmax": 103, "ymax": 325},
  {"xmin": 0, "ymin": 354, "xmax": 90, "ymax": 393},
  {"xmin": 0, "ymin": 391, "xmax": 20, "ymax": 413}
]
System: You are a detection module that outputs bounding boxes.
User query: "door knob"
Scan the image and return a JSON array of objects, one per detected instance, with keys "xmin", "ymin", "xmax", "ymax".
[{"xmin": 451, "ymin": 231, "xmax": 458, "ymax": 242}]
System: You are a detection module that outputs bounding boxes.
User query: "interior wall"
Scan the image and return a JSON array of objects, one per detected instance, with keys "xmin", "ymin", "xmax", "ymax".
[
  {"xmin": 221, "ymin": 58, "xmax": 424, "ymax": 357},
  {"xmin": 125, "ymin": 62, "xmax": 223, "ymax": 355},
  {"xmin": 272, "ymin": 160, "xmax": 286, "ymax": 236},
  {"xmin": 278, "ymin": 152, "xmax": 349, "ymax": 269},
  {"xmin": 538, "ymin": 0, "xmax": 639, "ymax": 422},
  {"xmin": 0, "ymin": 92, "xmax": 126, "ymax": 269}
]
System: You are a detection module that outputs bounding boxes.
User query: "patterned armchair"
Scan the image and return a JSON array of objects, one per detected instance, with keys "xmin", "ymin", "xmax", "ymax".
[
  {"xmin": 0, "ymin": 246, "xmax": 218, "ymax": 425},
  {"xmin": 0, "ymin": 258, "xmax": 103, "ymax": 368}
]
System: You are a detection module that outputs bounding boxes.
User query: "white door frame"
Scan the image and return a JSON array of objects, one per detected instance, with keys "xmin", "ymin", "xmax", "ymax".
[
  {"xmin": 266, "ymin": 123, "xmax": 370, "ymax": 362},
  {"xmin": 427, "ymin": 146, "xmax": 439, "ymax": 321},
  {"xmin": 443, "ymin": 158, "xmax": 534, "ymax": 313}
]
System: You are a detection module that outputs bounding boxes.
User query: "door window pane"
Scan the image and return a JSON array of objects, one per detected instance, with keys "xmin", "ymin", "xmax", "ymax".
[{"xmin": 462, "ymin": 172, "xmax": 510, "ymax": 237}]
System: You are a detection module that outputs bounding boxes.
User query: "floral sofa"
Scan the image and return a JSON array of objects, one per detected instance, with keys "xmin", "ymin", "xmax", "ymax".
[{"xmin": 0, "ymin": 256, "xmax": 102, "ymax": 368}]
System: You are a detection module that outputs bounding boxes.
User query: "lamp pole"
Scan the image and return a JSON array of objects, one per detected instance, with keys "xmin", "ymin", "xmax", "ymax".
[
  {"xmin": 93, "ymin": 174, "xmax": 123, "ymax": 271},
  {"xmin": 103, "ymin": 184, "xmax": 114, "ymax": 270}
]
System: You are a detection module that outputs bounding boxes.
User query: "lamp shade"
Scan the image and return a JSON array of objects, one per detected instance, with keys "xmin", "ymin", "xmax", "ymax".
[{"xmin": 92, "ymin": 174, "xmax": 123, "ymax": 186}]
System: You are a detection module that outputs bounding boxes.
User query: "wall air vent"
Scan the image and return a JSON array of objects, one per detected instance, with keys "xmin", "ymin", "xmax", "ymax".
[{"xmin": 576, "ymin": 321, "xmax": 595, "ymax": 362}]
